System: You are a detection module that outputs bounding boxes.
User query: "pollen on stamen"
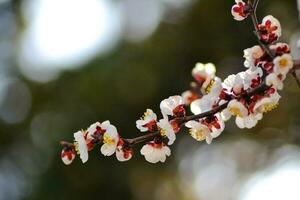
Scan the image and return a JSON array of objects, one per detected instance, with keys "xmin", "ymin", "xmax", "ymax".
[
  {"xmin": 74, "ymin": 142, "xmax": 80, "ymax": 155},
  {"xmin": 189, "ymin": 129, "xmax": 206, "ymax": 141},
  {"xmin": 103, "ymin": 134, "xmax": 115, "ymax": 144},
  {"xmin": 229, "ymin": 107, "xmax": 243, "ymax": 117},
  {"xmin": 205, "ymin": 79, "xmax": 216, "ymax": 93},
  {"xmin": 262, "ymin": 103, "xmax": 278, "ymax": 113}
]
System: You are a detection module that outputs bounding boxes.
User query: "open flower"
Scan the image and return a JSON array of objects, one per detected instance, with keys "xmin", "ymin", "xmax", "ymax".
[
  {"xmin": 243, "ymin": 67, "xmax": 263, "ymax": 90},
  {"xmin": 61, "ymin": 147, "xmax": 76, "ymax": 165},
  {"xmin": 191, "ymin": 78, "xmax": 222, "ymax": 114},
  {"xmin": 74, "ymin": 130, "xmax": 89, "ymax": 163},
  {"xmin": 266, "ymin": 73, "xmax": 285, "ymax": 90},
  {"xmin": 231, "ymin": 0, "xmax": 250, "ymax": 21},
  {"xmin": 192, "ymin": 63, "xmax": 216, "ymax": 90},
  {"xmin": 86, "ymin": 121, "xmax": 103, "ymax": 141},
  {"xmin": 273, "ymin": 54, "xmax": 293, "ymax": 75},
  {"xmin": 160, "ymin": 96, "xmax": 185, "ymax": 118},
  {"xmin": 186, "ymin": 120, "xmax": 210, "ymax": 142},
  {"xmin": 253, "ymin": 89, "xmax": 281, "ymax": 113},
  {"xmin": 227, "ymin": 99, "xmax": 248, "ymax": 118},
  {"xmin": 136, "ymin": 109, "xmax": 158, "ymax": 132},
  {"xmin": 157, "ymin": 118, "xmax": 176, "ymax": 145},
  {"xmin": 185, "ymin": 114, "xmax": 224, "ymax": 144},
  {"xmin": 222, "ymin": 73, "xmax": 244, "ymax": 95},
  {"xmin": 258, "ymin": 15, "xmax": 281, "ymax": 44},
  {"xmin": 140, "ymin": 141, "xmax": 171, "ymax": 163},
  {"xmin": 100, "ymin": 121, "xmax": 119, "ymax": 156},
  {"xmin": 243, "ymin": 45, "xmax": 264, "ymax": 69},
  {"xmin": 235, "ymin": 113, "xmax": 263, "ymax": 129}
]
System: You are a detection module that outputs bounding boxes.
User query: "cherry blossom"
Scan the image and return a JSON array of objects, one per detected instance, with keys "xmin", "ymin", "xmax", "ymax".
[
  {"xmin": 235, "ymin": 113, "xmax": 263, "ymax": 129},
  {"xmin": 61, "ymin": 147, "xmax": 76, "ymax": 165},
  {"xmin": 136, "ymin": 109, "xmax": 158, "ymax": 132},
  {"xmin": 185, "ymin": 114, "xmax": 224, "ymax": 144},
  {"xmin": 258, "ymin": 15, "xmax": 281, "ymax": 44},
  {"xmin": 140, "ymin": 140, "xmax": 171, "ymax": 163},
  {"xmin": 116, "ymin": 140, "xmax": 133, "ymax": 162},
  {"xmin": 243, "ymin": 45, "xmax": 264, "ymax": 69},
  {"xmin": 266, "ymin": 73, "xmax": 285, "ymax": 90},
  {"xmin": 231, "ymin": 0, "xmax": 250, "ymax": 21},
  {"xmin": 192, "ymin": 63, "xmax": 216, "ymax": 92},
  {"xmin": 253, "ymin": 88, "xmax": 281, "ymax": 114},
  {"xmin": 100, "ymin": 121, "xmax": 119, "ymax": 156},
  {"xmin": 157, "ymin": 118, "xmax": 176, "ymax": 145},
  {"xmin": 160, "ymin": 96, "xmax": 185, "ymax": 118},
  {"xmin": 273, "ymin": 54, "xmax": 294, "ymax": 75},
  {"xmin": 191, "ymin": 77, "xmax": 222, "ymax": 114},
  {"xmin": 74, "ymin": 130, "xmax": 89, "ymax": 163}
]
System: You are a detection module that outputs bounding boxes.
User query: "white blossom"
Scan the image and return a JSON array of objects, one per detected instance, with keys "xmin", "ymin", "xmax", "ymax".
[
  {"xmin": 243, "ymin": 45, "xmax": 264, "ymax": 68},
  {"xmin": 140, "ymin": 142, "xmax": 171, "ymax": 163},
  {"xmin": 74, "ymin": 130, "xmax": 89, "ymax": 163},
  {"xmin": 273, "ymin": 54, "xmax": 293, "ymax": 75},
  {"xmin": 86, "ymin": 121, "xmax": 101, "ymax": 140},
  {"xmin": 253, "ymin": 90, "xmax": 281, "ymax": 113},
  {"xmin": 160, "ymin": 96, "xmax": 184, "ymax": 118},
  {"xmin": 191, "ymin": 77, "xmax": 222, "ymax": 114},
  {"xmin": 116, "ymin": 145, "xmax": 133, "ymax": 162},
  {"xmin": 157, "ymin": 118, "xmax": 176, "ymax": 145},
  {"xmin": 61, "ymin": 148, "xmax": 76, "ymax": 165},
  {"xmin": 231, "ymin": 0, "xmax": 249, "ymax": 21},
  {"xmin": 235, "ymin": 113, "xmax": 263, "ymax": 129},
  {"xmin": 136, "ymin": 109, "xmax": 157, "ymax": 132},
  {"xmin": 227, "ymin": 99, "xmax": 248, "ymax": 117},
  {"xmin": 100, "ymin": 121, "xmax": 119, "ymax": 156},
  {"xmin": 192, "ymin": 63, "xmax": 216, "ymax": 90},
  {"xmin": 266, "ymin": 73, "xmax": 284, "ymax": 90}
]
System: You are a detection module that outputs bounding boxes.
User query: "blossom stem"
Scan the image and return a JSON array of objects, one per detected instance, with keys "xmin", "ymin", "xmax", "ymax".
[
  {"xmin": 124, "ymin": 132, "xmax": 160, "ymax": 145},
  {"xmin": 60, "ymin": 141, "xmax": 75, "ymax": 148},
  {"xmin": 248, "ymin": 0, "xmax": 275, "ymax": 58},
  {"xmin": 124, "ymin": 58, "xmax": 300, "ymax": 145}
]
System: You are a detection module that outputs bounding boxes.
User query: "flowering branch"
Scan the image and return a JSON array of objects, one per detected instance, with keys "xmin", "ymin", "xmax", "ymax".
[{"xmin": 59, "ymin": 0, "xmax": 300, "ymax": 165}]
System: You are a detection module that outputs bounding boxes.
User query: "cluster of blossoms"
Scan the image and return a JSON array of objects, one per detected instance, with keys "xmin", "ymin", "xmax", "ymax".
[
  {"xmin": 60, "ymin": 0, "xmax": 296, "ymax": 165},
  {"xmin": 61, "ymin": 96, "xmax": 186, "ymax": 164}
]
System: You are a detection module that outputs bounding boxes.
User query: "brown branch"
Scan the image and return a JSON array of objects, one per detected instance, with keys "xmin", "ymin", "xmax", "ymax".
[
  {"xmin": 60, "ymin": 141, "xmax": 75, "ymax": 148},
  {"xmin": 123, "ymin": 60, "xmax": 300, "ymax": 146}
]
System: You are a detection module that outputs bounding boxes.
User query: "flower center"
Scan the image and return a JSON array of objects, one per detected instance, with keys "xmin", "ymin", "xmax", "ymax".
[
  {"xmin": 205, "ymin": 79, "xmax": 215, "ymax": 93},
  {"xmin": 160, "ymin": 129, "xmax": 166, "ymax": 136},
  {"xmin": 74, "ymin": 142, "xmax": 80, "ymax": 155},
  {"xmin": 279, "ymin": 58, "xmax": 288, "ymax": 68},
  {"xmin": 229, "ymin": 107, "xmax": 243, "ymax": 117},
  {"xmin": 262, "ymin": 103, "xmax": 278, "ymax": 113},
  {"xmin": 189, "ymin": 129, "xmax": 206, "ymax": 141},
  {"xmin": 103, "ymin": 133, "xmax": 115, "ymax": 145},
  {"xmin": 143, "ymin": 110, "xmax": 152, "ymax": 119}
]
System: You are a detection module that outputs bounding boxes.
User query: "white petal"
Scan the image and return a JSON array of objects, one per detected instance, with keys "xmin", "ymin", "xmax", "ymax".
[{"xmin": 101, "ymin": 143, "xmax": 117, "ymax": 156}]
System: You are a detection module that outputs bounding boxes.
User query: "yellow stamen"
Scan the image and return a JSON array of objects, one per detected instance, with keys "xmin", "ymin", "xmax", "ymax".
[
  {"xmin": 262, "ymin": 103, "xmax": 278, "ymax": 113},
  {"xmin": 205, "ymin": 79, "xmax": 215, "ymax": 93},
  {"xmin": 229, "ymin": 107, "xmax": 243, "ymax": 117},
  {"xmin": 103, "ymin": 133, "xmax": 115, "ymax": 144},
  {"xmin": 142, "ymin": 110, "xmax": 152, "ymax": 119},
  {"xmin": 279, "ymin": 58, "xmax": 288, "ymax": 68},
  {"xmin": 160, "ymin": 128, "xmax": 166, "ymax": 136},
  {"xmin": 189, "ymin": 129, "xmax": 206, "ymax": 141},
  {"xmin": 74, "ymin": 142, "xmax": 80, "ymax": 155}
]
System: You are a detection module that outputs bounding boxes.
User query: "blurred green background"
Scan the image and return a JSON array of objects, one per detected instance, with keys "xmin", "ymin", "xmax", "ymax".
[{"xmin": 0, "ymin": 0, "xmax": 300, "ymax": 199}]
